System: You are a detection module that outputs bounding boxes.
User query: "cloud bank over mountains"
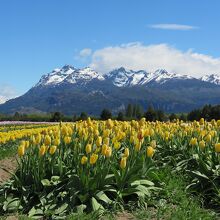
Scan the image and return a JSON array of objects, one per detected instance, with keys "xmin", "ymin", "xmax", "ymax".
[{"xmin": 79, "ymin": 43, "xmax": 220, "ymax": 77}]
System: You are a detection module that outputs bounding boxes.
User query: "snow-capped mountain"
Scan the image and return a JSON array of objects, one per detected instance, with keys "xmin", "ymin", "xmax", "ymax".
[
  {"xmin": 105, "ymin": 67, "xmax": 148, "ymax": 87},
  {"xmin": 35, "ymin": 65, "xmax": 104, "ymax": 87},
  {"xmin": 35, "ymin": 65, "xmax": 220, "ymax": 88},
  {"xmin": 142, "ymin": 69, "xmax": 193, "ymax": 84},
  {"xmin": 106, "ymin": 67, "xmax": 194, "ymax": 87},
  {"xmin": 200, "ymin": 74, "xmax": 220, "ymax": 85},
  {"xmin": 1, "ymin": 64, "xmax": 220, "ymax": 116}
]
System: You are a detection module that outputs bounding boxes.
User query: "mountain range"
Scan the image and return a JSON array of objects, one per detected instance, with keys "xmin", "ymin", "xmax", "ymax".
[{"xmin": 1, "ymin": 65, "xmax": 220, "ymax": 115}]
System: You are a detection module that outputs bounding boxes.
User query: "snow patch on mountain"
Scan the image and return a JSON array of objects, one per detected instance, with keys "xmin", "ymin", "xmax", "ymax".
[
  {"xmin": 34, "ymin": 65, "xmax": 104, "ymax": 87},
  {"xmin": 106, "ymin": 68, "xmax": 194, "ymax": 87},
  {"xmin": 34, "ymin": 65, "xmax": 220, "ymax": 89},
  {"xmin": 105, "ymin": 67, "xmax": 148, "ymax": 87},
  {"xmin": 200, "ymin": 74, "xmax": 220, "ymax": 85}
]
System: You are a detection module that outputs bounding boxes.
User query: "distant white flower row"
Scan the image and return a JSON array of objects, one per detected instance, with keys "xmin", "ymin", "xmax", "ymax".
[{"xmin": 0, "ymin": 121, "xmax": 56, "ymax": 125}]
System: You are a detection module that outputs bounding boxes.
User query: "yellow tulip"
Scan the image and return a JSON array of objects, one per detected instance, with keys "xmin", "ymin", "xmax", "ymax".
[
  {"xmin": 214, "ymin": 143, "xmax": 220, "ymax": 153},
  {"xmin": 147, "ymin": 146, "xmax": 154, "ymax": 157},
  {"xmin": 90, "ymin": 153, "xmax": 98, "ymax": 165},
  {"xmin": 61, "ymin": 126, "xmax": 68, "ymax": 136},
  {"xmin": 32, "ymin": 136, "xmax": 36, "ymax": 145},
  {"xmin": 39, "ymin": 145, "xmax": 46, "ymax": 156},
  {"xmin": 199, "ymin": 140, "xmax": 205, "ymax": 150},
  {"xmin": 35, "ymin": 133, "xmax": 42, "ymax": 144},
  {"xmin": 44, "ymin": 135, "xmax": 51, "ymax": 146},
  {"xmin": 103, "ymin": 137, "xmax": 110, "ymax": 145},
  {"xmin": 113, "ymin": 141, "xmax": 121, "ymax": 150},
  {"xmin": 139, "ymin": 117, "xmax": 146, "ymax": 126},
  {"xmin": 105, "ymin": 147, "xmax": 112, "ymax": 158},
  {"xmin": 199, "ymin": 118, "xmax": 205, "ymax": 125},
  {"xmin": 149, "ymin": 129, "xmax": 155, "ymax": 136},
  {"xmin": 103, "ymin": 129, "xmax": 110, "ymax": 137},
  {"xmin": 124, "ymin": 148, "xmax": 129, "ymax": 157},
  {"xmin": 18, "ymin": 144, "xmax": 25, "ymax": 157},
  {"xmin": 96, "ymin": 136, "xmax": 102, "ymax": 147},
  {"xmin": 81, "ymin": 156, "xmax": 88, "ymax": 165},
  {"xmin": 190, "ymin": 137, "xmax": 197, "ymax": 146},
  {"xmin": 101, "ymin": 144, "xmax": 108, "ymax": 156},
  {"xmin": 135, "ymin": 141, "xmax": 142, "ymax": 151},
  {"xmin": 49, "ymin": 145, "xmax": 57, "ymax": 155},
  {"xmin": 94, "ymin": 129, "xmax": 99, "ymax": 137},
  {"xmin": 54, "ymin": 138, "xmax": 60, "ymax": 146},
  {"xmin": 64, "ymin": 136, "xmax": 71, "ymax": 144},
  {"xmin": 25, "ymin": 141, "xmax": 30, "ymax": 149},
  {"xmin": 86, "ymin": 144, "xmax": 92, "ymax": 154},
  {"xmin": 106, "ymin": 119, "xmax": 114, "ymax": 129},
  {"xmin": 205, "ymin": 134, "xmax": 212, "ymax": 143},
  {"xmin": 120, "ymin": 157, "xmax": 127, "ymax": 169}
]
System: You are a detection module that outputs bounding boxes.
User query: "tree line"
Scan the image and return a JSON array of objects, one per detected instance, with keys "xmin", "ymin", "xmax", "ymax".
[{"xmin": 1, "ymin": 104, "xmax": 220, "ymax": 122}]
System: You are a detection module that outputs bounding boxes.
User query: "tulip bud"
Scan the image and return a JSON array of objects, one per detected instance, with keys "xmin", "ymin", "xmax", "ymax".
[
  {"xmin": 199, "ymin": 140, "xmax": 205, "ymax": 150},
  {"xmin": 124, "ymin": 148, "xmax": 129, "ymax": 157},
  {"xmin": 86, "ymin": 144, "xmax": 92, "ymax": 154},
  {"xmin": 147, "ymin": 146, "xmax": 154, "ymax": 158},
  {"xmin": 44, "ymin": 135, "xmax": 51, "ymax": 146},
  {"xmin": 81, "ymin": 156, "xmax": 88, "ymax": 165},
  {"xmin": 215, "ymin": 143, "xmax": 220, "ymax": 153},
  {"xmin": 90, "ymin": 153, "xmax": 98, "ymax": 165},
  {"xmin": 49, "ymin": 145, "xmax": 57, "ymax": 155},
  {"xmin": 39, "ymin": 145, "xmax": 46, "ymax": 156},
  {"xmin": 120, "ymin": 157, "xmax": 127, "ymax": 169},
  {"xmin": 18, "ymin": 144, "xmax": 25, "ymax": 157},
  {"xmin": 105, "ymin": 147, "xmax": 112, "ymax": 158}
]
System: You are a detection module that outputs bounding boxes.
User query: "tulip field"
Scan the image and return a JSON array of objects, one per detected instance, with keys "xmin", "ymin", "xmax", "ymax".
[{"xmin": 0, "ymin": 118, "xmax": 220, "ymax": 219}]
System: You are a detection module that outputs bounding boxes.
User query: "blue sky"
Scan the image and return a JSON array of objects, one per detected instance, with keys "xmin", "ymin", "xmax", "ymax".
[{"xmin": 1, "ymin": 0, "xmax": 220, "ymax": 100}]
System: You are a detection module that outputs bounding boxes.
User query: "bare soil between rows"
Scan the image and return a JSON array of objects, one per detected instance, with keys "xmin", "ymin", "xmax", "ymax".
[{"xmin": 0, "ymin": 157, "xmax": 17, "ymax": 185}]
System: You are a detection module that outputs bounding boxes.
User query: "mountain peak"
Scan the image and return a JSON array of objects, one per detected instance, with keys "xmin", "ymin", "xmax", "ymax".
[
  {"xmin": 154, "ymin": 69, "xmax": 168, "ymax": 74},
  {"xmin": 201, "ymin": 74, "xmax": 220, "ymax": 85},
  {"xmin": 106, "ymin": 67, "xmax": 147, "ymax": 87},
  {"xmin": 61, "ymin": 64, "xmax": 75, "ymax": 71},
  {"xmin": 34, "ymin": 65, "xmax": 104, "ymax": 87}
]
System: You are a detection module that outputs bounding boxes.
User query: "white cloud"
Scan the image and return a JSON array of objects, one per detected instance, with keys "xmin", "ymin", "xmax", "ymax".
[
  {"xmin": 90, "ymin": 42, "xmax": 220, "ymax": 77},
  {"xmin": 79, "ymin": 48, "xmax": 92, "ymax": 57},
  {"xmin": 0, "ymin": 84, "xmax": 18, "ymax": 104},
  {"xmin": 149, "ymin": 24, "xmax": 198, "ymax": 31}
]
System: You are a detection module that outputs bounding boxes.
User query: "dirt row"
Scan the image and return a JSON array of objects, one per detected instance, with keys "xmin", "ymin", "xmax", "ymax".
[{"xmin": 0, "ymin": 157, "xmax": 17, "ymax": 185}]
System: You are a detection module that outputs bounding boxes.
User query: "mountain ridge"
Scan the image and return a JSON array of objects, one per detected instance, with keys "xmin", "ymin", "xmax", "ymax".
[
  {"xmin": 1, "ymin": 65, "xmax": 220, "ymax": 115},
  {"xmin": 33, "ymin": 65, "xmax": 220, "ymax": 88}
]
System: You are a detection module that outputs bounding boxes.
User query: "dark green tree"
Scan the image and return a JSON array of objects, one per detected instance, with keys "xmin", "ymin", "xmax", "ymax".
[
  {"xmin": 50, "ymin": 112, "xmax": 63, "ymax": 122},
  {"xmin": 169, "ymin": 113, "xmax": 177, "ymax": 121},
  {"xmin": 117, "ymin": 111, "xmax": 124, "ymax": 121},
  {"xmin": 187, "ymin": 109, "xmax": 202, "ymax": 121},
  {"xmin": 135, "ymin": 104, "xmax": 144, "ymax": 119},
  {"xmin": 80, "ymin": 112, "xmax": 88, "ymax": 120},
  {"xmin": 13, "ymin": 112, "xmax": 20, "ymax": 121},
  {"xmin": 145, "ymin": 105, "xmax": 157, "ymax": 121},
  {"xmin": 100, "ymin": 109, "xmax": 112, "ymax": 120},
  {"xmin": 156, "ymin": 110, "xmax": 166, "ymax": 121},
  {"xmin": 126, "ymin": 104, "xmax": 133, "ymax": 118}
]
